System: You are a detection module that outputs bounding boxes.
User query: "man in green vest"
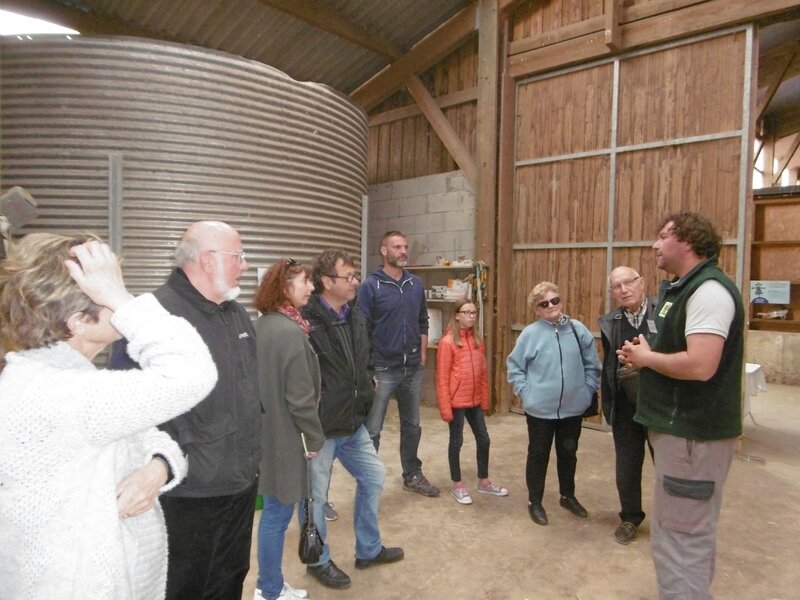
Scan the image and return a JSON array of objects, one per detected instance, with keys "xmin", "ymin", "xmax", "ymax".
[{"xmin": 617, "ymin": 212, "xmax": 744, "ymax": 599}]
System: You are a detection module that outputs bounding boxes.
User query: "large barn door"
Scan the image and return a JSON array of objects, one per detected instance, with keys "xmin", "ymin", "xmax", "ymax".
[{"xmin": 497, "ymin": 27, "xmax": 754, "ymax": 411}]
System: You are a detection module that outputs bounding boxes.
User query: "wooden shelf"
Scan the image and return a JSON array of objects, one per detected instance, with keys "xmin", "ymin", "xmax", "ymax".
[{"xmin": 407, "ymin": 265, "xmax": 474, "ymax": 271}]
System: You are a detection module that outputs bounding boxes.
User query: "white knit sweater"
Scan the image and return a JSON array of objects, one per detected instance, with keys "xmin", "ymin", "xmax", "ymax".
[{"xmin": 0, "ymin": 294, "xmax": 217, "ymax": 600}]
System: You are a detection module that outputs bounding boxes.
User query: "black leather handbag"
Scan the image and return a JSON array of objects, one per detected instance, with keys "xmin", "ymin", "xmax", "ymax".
[{"xmin": 298, "ymin": 434, "xmax": 323, "ymax": 564}]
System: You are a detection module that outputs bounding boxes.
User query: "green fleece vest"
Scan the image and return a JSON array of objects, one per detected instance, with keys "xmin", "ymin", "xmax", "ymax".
[{"xmin": 635, "ymin": 258, "xmax": 744, "ymax": 440}]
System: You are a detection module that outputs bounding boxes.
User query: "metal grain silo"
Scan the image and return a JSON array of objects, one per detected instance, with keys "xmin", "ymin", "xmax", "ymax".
[{"xmin": 0, "ymin": 35, "xmax": 367, "ymax": 304}]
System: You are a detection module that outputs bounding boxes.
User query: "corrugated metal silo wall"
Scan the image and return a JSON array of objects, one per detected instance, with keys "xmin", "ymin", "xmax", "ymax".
[{"xmin": 0, "ymin": 36, "xmax": 367, "ymax": 310}]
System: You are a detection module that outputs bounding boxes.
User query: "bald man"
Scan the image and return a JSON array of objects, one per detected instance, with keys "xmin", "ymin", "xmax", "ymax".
[
  {"xmin": 111, "ymin": 221, "xmax": 260, "ymax": 600},
  {"xmin": 598, "ymin": 266, "xmax": 656, "ymax": 545}
]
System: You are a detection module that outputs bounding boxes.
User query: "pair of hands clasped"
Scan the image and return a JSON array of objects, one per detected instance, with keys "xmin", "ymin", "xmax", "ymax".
[{"xmin": 616, "ymin": 334, "xmax": 651, "ymax": 369}]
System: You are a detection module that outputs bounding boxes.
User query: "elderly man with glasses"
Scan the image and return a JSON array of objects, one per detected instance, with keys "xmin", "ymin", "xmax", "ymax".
[
  {"xmin": 599, "ymin": 267, "xmax": 657, "ymax": 545},
  {"xmin": 110, "ymin": 221, "xmax": 260, "ymax": 600}
]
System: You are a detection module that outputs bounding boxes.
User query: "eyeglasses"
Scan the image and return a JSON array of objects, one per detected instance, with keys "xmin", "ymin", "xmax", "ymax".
[
  {"xmin": 210, "ymin": 250, "xmax": 246, "ymax": 263},
  {"xmin": 458, "ymin": 310, "xmax": 478, "ymax": 316},
  {"xmin": 610, "ymin": 276, "xmax": 641, "ymax": 292},
  {"xmin": 327, "ymin": 273, "xmax": 360, "ymax": 283},
  {"xmin": 536, "ymin": 296, "xmax": 561, "ymax": 309}
]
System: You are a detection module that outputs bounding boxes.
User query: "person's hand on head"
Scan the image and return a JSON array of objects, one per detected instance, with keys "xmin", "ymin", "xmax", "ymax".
[{"xmin": 64, "ymin": 241, "xmax": 134, "ymax": 311}]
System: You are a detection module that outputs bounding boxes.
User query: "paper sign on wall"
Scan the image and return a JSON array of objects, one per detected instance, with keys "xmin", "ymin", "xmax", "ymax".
[{"xmin": 750, "ymin": 280, "xmax": 790, "ymax": 304}]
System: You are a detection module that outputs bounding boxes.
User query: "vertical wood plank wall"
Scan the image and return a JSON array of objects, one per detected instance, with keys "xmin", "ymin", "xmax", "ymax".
[
  {"xmin": 500, "ymin": 29, "xmax": 750, "ymax": 410},
  {"xmin": 366, "ymin": 39, "xmax": 478, "ymax": 183}
]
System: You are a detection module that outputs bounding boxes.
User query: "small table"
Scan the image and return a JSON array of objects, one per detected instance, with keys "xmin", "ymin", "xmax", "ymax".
[{"xmin": 743, "ymin": 363, "xmax": 767, "ymax": 425}]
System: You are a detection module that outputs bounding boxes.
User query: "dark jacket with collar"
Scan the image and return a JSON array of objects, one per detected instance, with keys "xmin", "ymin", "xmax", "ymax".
[
  {"xmin": 598, "ymin": 298, "xmax": 656, "ymax": 425},
  {"xmin": 356, "ymin": 267, "xmax": 429, "ymax": 368},
  {"xmin": 109, "ymin": 268, "xmax": 261, "ymax": 497},
  {"xmin": 301, "ymin": 294, "xmax": 374, "ymax": 438}
]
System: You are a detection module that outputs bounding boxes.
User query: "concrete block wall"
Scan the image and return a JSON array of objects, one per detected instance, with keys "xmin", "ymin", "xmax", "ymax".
[
  {"xmin": 364, "ymin": 170, "xmax": 475, "ymax": 270},
  {"xmin": 746, "ymin": 330, "xmax": 800, "ymax": 385}
]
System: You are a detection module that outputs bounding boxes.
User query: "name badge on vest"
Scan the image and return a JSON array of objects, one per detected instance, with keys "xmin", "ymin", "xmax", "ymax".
[
  {"xmin": 658, "ymin": 301, "xmax": 673, "ymax": 318},
  {"xmin": 647, "ymin": 319, "xmax": 658, "ymax": 334}
]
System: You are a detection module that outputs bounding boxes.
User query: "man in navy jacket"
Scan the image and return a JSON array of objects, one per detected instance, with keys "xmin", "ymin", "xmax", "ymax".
[{"xmin": 357, "ymin": 231, "xmax": 439, "ymax": 497}]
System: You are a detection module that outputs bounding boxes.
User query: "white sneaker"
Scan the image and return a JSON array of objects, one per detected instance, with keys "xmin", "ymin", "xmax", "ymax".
[
  {"xmin": 281, "ymin": 582, "xmax": 309, "ymax": 599},
  {"xmin": 254, "ymin": 583, "xmax": 309, "ymax": 600}
]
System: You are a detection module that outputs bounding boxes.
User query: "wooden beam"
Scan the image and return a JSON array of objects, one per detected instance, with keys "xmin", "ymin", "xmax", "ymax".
[
  {"xmin": 773, "ymin": 133, "xmax": 800, "ymax": 184},
  {"xmin": 476, "ymin": 0, "xmax": 500, "ymax": 410},
  {"xmin": 508, "ymin": 15, "xmax": 604, "ymax": 55},
  {"xmin": 0, "ymin": 0, "xmax": 171, "ymax": 39},
  {"xmin": 405, "ymin": 75, "xmax": 477, "ymax": 187},
  {"xmin": 367, "ymin": 87, "xmax": 478, "ymax": 126},
  {"xmin": 256, "ymin": 0, "xmax": 402, "ymax": 60},
  {"xmin": 351, "ymin": 4, "xmax": 478, "ymax": 111},
  {"xmin": 494, "ymin": 20, "xmax": 517, "ymax": 414},
  {"xmin": 508, "ymin": 0, "xmax": 800, "ymax": 80},
  {"xmin": 499, "ymin": 0, "xmax": 539, "ymax": 14},
  {"xmin": 604, "ymin": 0, "xmax": 622, "ymax": 51}
]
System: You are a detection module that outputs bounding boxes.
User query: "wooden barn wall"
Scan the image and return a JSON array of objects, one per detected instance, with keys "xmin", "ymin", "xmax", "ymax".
[
  {"xmin": 499, "ymin": 29, "xmax": 751, "ymax": 411},
  {"xmin": 366, "ymin": 38, "xmax": 478, "ymax": 184}
]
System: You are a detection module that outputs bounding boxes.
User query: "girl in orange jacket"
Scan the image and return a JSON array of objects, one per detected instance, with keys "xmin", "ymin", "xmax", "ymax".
[{"xmin": 436, "ymin": 299, "xmax": 508, "ymax": 505}]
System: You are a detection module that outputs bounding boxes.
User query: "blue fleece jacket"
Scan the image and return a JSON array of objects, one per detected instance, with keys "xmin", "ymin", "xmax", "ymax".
[
  {"xmin": 357, "ymin": 267, "xmax": 429, "ymax": 368},
  {"xmin": 507, "ymin": 316, "xmax": 601, "ymax": 419}
]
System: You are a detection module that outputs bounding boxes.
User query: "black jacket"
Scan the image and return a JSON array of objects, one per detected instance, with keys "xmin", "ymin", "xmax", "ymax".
[
  {"xmin": 109, "ymin": 268, "xmax": 261, "ymax": 497},
  {"xmin": 598, "ymin": 298, "xmax": 656, "ymax": 426},
  {"xmin": 301, "ymin": 295, "xmax": 374, "ymax": 438}
]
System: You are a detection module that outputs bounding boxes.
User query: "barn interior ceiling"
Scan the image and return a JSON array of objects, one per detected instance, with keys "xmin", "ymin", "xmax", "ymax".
[{"xmin": 1, "ymin": 0, "xmax": 799, "ymax": 184}]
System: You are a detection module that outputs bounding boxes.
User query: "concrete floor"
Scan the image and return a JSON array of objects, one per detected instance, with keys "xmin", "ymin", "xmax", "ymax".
[{"xmin": 242, "ymin": 384, "xmax": 799, "ymax": 600}]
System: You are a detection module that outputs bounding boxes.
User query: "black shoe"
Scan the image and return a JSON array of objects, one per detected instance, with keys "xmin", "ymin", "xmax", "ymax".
[
  {"xmin": 528, "ymin": 502, "xmax": 548, "ymax": 526},
  {"xmin": 614, "ymin": 521, "xmax": 638, "ymax": 545},
  {"xmin": 403, "ymin": 471, "xmax": 440, "ymax": 497},
  {"xmin": 306, "ymin": 560, "xmax": 351, "ymax": 589},
  {"xmin": 559, "ymin": 496, "xmax": 588, "ymax": 518},
  {"xmin": 354, "ymin": 545, "xmax": 405, "ymax": 569}
]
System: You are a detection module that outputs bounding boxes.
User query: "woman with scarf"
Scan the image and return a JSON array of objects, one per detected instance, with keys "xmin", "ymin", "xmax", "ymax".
[{"xmin": 253, "ymin": 258, "xmax": 326, "ymax": 600}]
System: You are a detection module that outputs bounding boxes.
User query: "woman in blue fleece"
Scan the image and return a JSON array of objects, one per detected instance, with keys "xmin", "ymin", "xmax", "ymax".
[{"xmin": 507, "ymin": 281, "xmax": 601, "ymax": 526}]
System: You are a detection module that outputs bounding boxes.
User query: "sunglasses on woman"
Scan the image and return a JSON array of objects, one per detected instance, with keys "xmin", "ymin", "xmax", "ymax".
[{"xmin": 536, "ymin": 296, "xmax": 560, "ymax": 309}]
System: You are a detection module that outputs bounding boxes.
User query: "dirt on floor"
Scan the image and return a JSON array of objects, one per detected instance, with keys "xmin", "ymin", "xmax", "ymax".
[{"xmin": 242, "ymin": 384, "xmax": 800, "ymax": 600}]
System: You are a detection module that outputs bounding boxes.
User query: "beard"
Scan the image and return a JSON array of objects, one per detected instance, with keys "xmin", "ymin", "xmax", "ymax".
[
  {"xmin": 387, "ymin": 256, "xmax": 407, "ymax": 268},
  {"xmin": 221, "ymin": 286, "xmax": 241, "ymax": 301}
]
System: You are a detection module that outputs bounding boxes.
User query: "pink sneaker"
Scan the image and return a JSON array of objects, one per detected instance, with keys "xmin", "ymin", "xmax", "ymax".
[
  {"xmin": 450, "ymin": 486, "xmax": 473, "ymax": 504},
  {"xmin": 477, "ymin": 481, "xmax": 509, "ymax": 496}
]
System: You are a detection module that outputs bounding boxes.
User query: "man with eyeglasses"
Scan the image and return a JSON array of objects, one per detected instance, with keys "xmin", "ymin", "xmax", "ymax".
[
  {"xmin": 357, "ymin": 230, "xmax": 439, "ymax": 497},
  {"xmin": 618, "ymin": 212, "xmax": 744, "ymax": 599},
  {"xmin": 110, "ymin": 221, "xmax": 260, "ymax": 600},
  {"xmin": 299, "ymin": 249, "xmax": 404, "ymax": 590},
  {"xmin": 598, "ymin": 267, "xmax": 656, "ymax": 545}
]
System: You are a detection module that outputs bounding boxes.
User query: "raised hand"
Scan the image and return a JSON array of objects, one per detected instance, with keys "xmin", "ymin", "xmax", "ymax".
[{"xmin": 64, "ymin": 240, "xmax": 134, "ymax": 311}]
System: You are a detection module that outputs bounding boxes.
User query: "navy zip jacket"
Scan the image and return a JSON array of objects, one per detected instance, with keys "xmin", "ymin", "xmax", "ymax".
[{"xmin": 357, "ymin": 266, "xmax": 429, "ymax": 368}]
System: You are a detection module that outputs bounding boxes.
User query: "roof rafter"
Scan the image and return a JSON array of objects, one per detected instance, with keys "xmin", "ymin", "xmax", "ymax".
[
  {"xmin": 256, "ymin": 0, "xmax": 402, "ymax": 60},
  {"xmin": 350, "ymin": 3, "xmax": 478, "ymax": 111}
]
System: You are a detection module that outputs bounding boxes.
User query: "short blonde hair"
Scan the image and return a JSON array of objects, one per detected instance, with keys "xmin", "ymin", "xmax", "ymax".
[
  {"xmin": 0, "ymin": 233, "xmax": 102, "ymax": 351},
  {"xmin": 527, "ymin": 281, "xmax": 559, "ymax": 309}
]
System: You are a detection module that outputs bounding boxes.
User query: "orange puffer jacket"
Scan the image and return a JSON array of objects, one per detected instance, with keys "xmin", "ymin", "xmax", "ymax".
[{"xmin": 435, "ymin": 328, "xmax": 489, "ymax": 422}]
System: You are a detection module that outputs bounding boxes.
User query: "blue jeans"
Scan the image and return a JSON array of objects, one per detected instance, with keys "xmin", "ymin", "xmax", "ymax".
[
  {"xmin": 309, "ymin": 425, "xmax": 386, "ymax": 565},
  {"xmin": 256, "ymin": 495, "xmax": 301, "ymax": 600},
  {"xmin": 366, "ymin": 364, "xmax": 424, "ymax": 478},
  {"xmin": 448, "ymin": 406, "xmax": 491, "ymax": 482}
]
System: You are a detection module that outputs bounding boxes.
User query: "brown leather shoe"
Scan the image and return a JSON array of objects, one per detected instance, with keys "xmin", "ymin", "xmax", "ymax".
[
  {"xmin": 614, "ymin": 521, "xmax": 637, "ymax": 544},
  {"xmin": 355, "ymin": 545, "xmax": 404, "ymax": 569}
]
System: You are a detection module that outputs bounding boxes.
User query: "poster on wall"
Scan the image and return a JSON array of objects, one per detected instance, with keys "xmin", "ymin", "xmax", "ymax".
[{"xmin": 750, "ymin": 280, "xmax": 790, "ymax": 304}]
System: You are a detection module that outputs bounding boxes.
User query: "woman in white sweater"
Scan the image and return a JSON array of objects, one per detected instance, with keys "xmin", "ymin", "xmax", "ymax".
[{"xmin": 0, "ymin": 234, "xmax": 217, "ymax": 600}]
